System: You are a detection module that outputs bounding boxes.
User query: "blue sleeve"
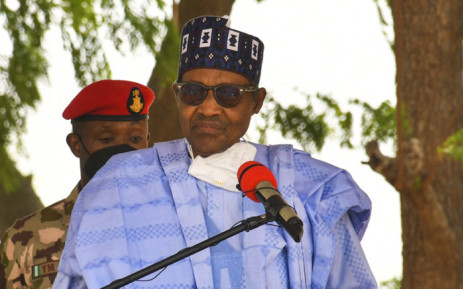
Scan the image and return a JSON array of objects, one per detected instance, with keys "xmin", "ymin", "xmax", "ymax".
[
  {"xmin": 326, "ymin": 214, "xmax": 377, "ymax": 288},
  {"xmin": 53, "ymin": 191, "xmax": 87, "ymax": 289},
  {"xmin": 293, "ymin": 152, "xmax": 377, "ymax": 288}
]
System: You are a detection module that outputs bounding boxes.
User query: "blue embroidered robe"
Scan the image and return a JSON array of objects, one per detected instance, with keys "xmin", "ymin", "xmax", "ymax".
[{"xmin": 53, "ymin": 139, "xmax": 377, "ymax": 289}]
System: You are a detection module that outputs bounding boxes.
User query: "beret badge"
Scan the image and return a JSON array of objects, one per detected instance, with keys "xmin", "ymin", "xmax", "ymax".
[{"xmin": 127, "ymin": 87, "xmax": 145, "ymax": 114}]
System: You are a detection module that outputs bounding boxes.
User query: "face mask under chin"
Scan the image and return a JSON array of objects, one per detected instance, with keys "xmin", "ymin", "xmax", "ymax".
[
  {"xmin": 187, "ymin": 141, "xmax": 257, "ymax": 191},
  {"xmin": 84, "ymin": 144, "xmax": 137, "ymax": 180}
]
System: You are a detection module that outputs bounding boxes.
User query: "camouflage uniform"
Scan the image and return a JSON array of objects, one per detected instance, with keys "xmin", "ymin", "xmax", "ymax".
[{"xmin": 0, "ymin": 186, "xmax": 78, "ymax": 289}]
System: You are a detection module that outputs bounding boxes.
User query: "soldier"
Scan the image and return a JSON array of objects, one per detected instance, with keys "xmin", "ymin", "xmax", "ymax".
[{"xmin": 0, "ymin": 80, "xmax": 155, "ymax": 289}]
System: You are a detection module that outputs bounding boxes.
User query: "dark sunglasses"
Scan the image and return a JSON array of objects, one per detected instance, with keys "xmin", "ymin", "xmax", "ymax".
[{"xmin": 174, "ymin": 82, "xmax": 259, "ymax": 108}]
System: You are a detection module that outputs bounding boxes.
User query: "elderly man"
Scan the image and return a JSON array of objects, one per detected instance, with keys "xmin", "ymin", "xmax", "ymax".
[
  {"xmin": 0, "ymin": 80, "xmax": 154, "ymax": 289},
  {"xmin": 53, "ymin": 16, "xmax": 377, "ymax": 289}
]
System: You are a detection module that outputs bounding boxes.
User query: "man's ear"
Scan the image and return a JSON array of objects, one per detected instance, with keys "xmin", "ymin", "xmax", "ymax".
[
  {"xmin": 172, "ymin": 82, "xmax": 180, "ymax": 97},
  {"xmin": 253, "ymin": 87, "xmax": 267, "ymax": 114},
  {"xmin": 66, "ymin": 133, "xmax": 82, "ymax": 158},
  {"xmin": 172, "ymin": 82, "xmax": 182, "ymax": 106}
]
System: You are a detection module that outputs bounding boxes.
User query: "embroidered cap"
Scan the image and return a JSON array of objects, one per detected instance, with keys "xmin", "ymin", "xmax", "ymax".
[
  {"xmin": 177, "ymin": 15, "xmax": 264, "ymax": 85},
  {"xmin": 63, "ymin": 79, "xmax": 155, "ymax": 122}
]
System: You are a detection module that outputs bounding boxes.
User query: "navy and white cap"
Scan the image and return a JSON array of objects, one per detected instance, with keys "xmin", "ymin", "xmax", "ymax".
[{"xmin": 177, "ymin": 15, "xmax": 264, "ymax": 85}]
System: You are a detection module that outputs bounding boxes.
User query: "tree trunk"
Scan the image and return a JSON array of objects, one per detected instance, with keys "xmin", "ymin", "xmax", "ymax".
[
  {"xmin": 370, "ymin": 0, "xmax": 463, "ymax": 288},
  {"xmin": 146, "ymin": 0, "xmax": 236, "ymax": 145},
  {"xmin": 0, "ymin": 174, "xmax": 43, "ymax": 236}
]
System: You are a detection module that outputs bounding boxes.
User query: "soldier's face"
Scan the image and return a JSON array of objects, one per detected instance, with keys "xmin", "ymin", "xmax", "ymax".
[
  {"xmin": 78, "ymin": 120, "xmax": 149, "ymax": 154},
  {"xmin": 67, "ymin": 119, "xmax": 149, "ymax": 186}
]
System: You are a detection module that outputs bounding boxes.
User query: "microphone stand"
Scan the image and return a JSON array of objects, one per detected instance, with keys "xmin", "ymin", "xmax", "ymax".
[{"xmin": 101, "ymin": 214, "xmax": 273, "ymax": 289}]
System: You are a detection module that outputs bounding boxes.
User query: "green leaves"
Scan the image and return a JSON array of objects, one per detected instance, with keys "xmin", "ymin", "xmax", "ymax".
[
  {"xmin": 256, "ymin": 91, "xmax": 398, "ymax": 153},
  {"xmin": 0, "ymin": 0, "xmax": 168, "ymax": 149},
  {"xmin": 438, "ymin": 128, "xmax": 463, "ymax": 162},
  {"xmin": 56, "ymin": 0, "xmax": 166, "ymax": 86},
  {"xmin": 1, "ymin": 0, "xmax": 50, "ymax": 151},
  {"xmin": 257, "ymin": 93, "xmax": 353, "ymax": 152},
  {"xmin": 0, "ymin": 0, "xmax": 167, "ymax": 191},
  {"xmin": 351, "ymin": 99, "xmax": 397, "ymax": 144},
  {"xmin": 380, "ymin": 276, "xmax": 402, "ymax": 289}
]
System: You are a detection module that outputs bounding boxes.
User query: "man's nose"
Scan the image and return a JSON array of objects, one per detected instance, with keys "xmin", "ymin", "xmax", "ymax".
[{"xmin": 197, "ymin": 90, "xmax": 221, "ymax": 115}]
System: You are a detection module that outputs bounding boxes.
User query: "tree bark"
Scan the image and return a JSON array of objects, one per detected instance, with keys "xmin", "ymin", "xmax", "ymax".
[
  {"xmin": 0, "ymin": 175, "xmax": 43, "ymax": 236},
  {"xmin": 369, "ymin": 0, "xmax": 463, "ymax": 288}
]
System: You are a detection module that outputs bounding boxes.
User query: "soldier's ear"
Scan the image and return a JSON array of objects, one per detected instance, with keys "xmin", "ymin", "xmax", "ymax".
[{"xmin": 66, "ymin": 133, "xmax": 82, "ymax": 158}]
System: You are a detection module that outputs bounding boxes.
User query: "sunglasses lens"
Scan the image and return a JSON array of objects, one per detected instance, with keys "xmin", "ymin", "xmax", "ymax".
[
  {"xmin": 177, "ymin": 82, "xmax": 248, "ymax": 108},
  {"xmin": 215, "ymin": 85, "xmax": 242, "ymax": 107},
  {"xmin": 180, "ymin": 83, "xmax": 206, "ymax": 105}
]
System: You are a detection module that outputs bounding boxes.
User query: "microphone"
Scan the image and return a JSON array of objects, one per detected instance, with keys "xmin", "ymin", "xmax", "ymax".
[{"xmin": 237, "ymin": 161, "xmax": 303, "ymax": 243}]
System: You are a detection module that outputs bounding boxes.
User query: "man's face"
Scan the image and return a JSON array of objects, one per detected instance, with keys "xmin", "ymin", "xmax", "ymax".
[
  {"xmin": 175, "ymin": 68, "xmax": 266, "ymax": 157},
  {"xmin": 68, "ymin": 119, "xmax": 149, "ymax": 185}
]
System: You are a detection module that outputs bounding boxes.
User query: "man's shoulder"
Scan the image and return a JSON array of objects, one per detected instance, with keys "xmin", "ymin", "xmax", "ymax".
[
  {"xmin": 255, "ymin": 142, "xmax": 346, "ymax": 185},
  {"xmin": 294, "ymin": 150, "xmax": 342, "ymax": 172},
  {"xmin": 102, "ymin": 145, "xmax": 160, "ymax": 170},
  {"xmin": 2, "ymin": 197, "xmax": 68, "ymax": 247},
  {"xmin": 1, "ymin": 186, "xmax": 77, "ymax": 249},
  {"xmin": 0, "ymin": 195, "xmax": 71, "ymax": 289},
  {"xmin": 256, "ymin": 142, "xmax": 341, "ymax": 170}
]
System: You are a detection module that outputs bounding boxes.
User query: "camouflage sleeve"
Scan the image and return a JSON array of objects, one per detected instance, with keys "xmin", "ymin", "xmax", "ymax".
[
  {"xmin": 0, "ymin": 220, "xmax": 34, "ymax": 289},
  {"xmin": 0, "ymin": 193, "xmax": 75, "ymax": 289},
  {"xmin": 1, "ymin": 228, "xmax": 17, "ymax": 289}
]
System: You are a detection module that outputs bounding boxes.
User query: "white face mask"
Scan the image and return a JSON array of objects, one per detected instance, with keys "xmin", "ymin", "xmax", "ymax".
[{"xmin": 187, "ymin": 141, "xmax": 257, "ymax": 192}]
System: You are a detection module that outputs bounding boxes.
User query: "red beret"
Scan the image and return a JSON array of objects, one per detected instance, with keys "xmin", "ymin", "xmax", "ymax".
[{"xmin": 63, "ymin": 80, "xmax": 155, "ymax": 121}]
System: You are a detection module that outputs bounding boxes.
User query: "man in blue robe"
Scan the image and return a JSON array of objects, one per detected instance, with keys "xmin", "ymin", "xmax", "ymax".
[{"xmin": 53, "ymin": 15, "xmax": 377, "ymax": 289}]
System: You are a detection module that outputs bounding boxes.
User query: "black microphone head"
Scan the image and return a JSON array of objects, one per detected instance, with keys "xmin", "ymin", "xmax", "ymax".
[{"xmin": 276, "ymin": 215, "xmax": 303, "ymax": 243}]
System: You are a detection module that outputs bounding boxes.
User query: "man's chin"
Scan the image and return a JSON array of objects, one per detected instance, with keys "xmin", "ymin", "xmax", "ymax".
[{"xmin": 189, "ymin": 139, "xmax": 230, "ymax": 158}]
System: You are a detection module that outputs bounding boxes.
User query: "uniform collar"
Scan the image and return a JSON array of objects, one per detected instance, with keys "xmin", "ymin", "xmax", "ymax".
[{"xmin": 62, "ymin": 183, "xmax": 79, "ymax": 226}]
